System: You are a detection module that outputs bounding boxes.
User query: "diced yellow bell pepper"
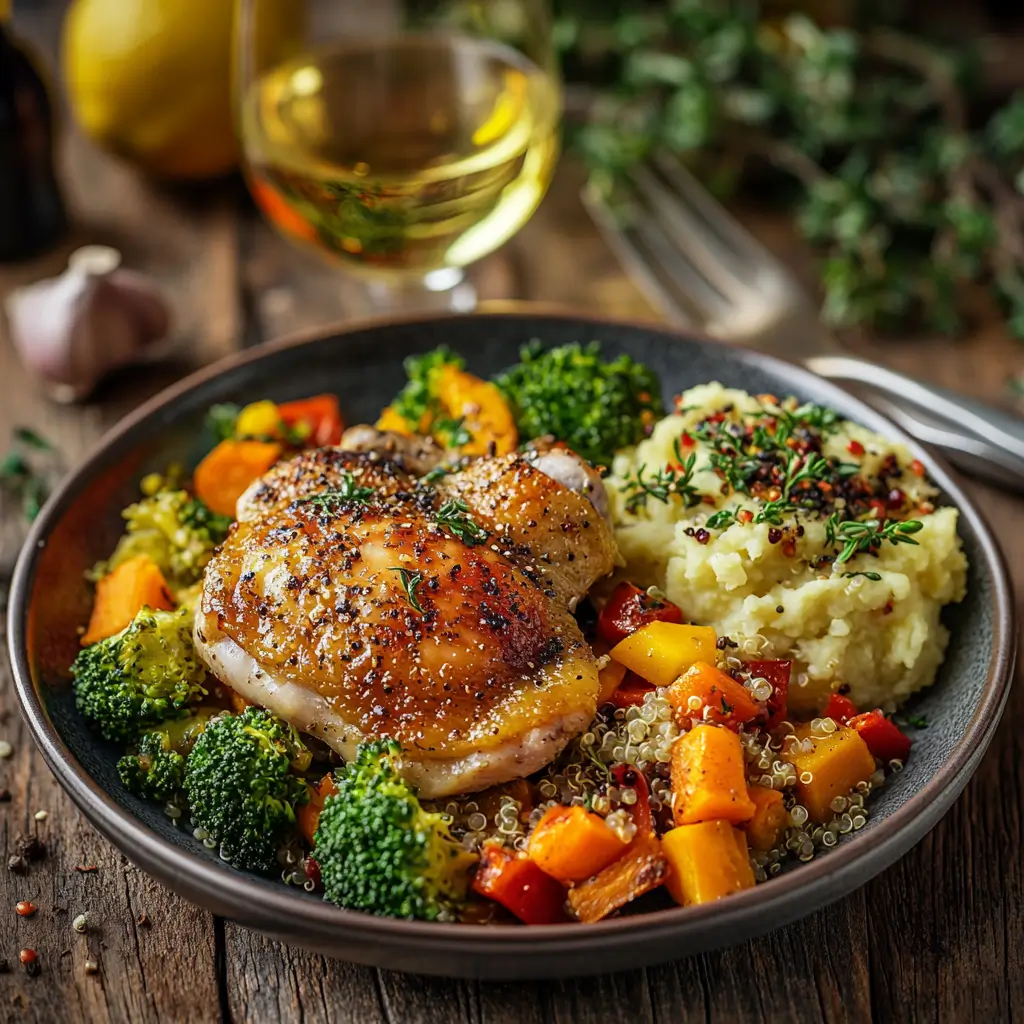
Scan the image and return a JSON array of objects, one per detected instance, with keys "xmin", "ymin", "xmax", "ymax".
[
  {"xmin": 235, "ymin": 400, "xmax": 282, "ymax": 439},
  {"xmin": 663, "ymin": 820, "xmax": 755, "ymax": 907},
  {"xmin": 376, "ymin": 404, "xmax": 415, "ymax": 435},
  {"xmin": 609, "ymin": 622, "xmax": 718, "ymax": 687},
  {"xmin": 785, "ymin": 724, "xmax": 875, "ymax": 822}
]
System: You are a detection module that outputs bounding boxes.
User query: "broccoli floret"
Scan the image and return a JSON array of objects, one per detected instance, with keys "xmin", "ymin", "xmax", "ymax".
[
  {"xmin": 494, "ymin": 341, "xmax": 664, "ymax": 465},
  {"xmin": 117, "ymin": 709, "xmax": 219, "ymax": 801},
  {"xmin": 313, "ymin": 739, "xmax": 473, "ymax": 920},
  {"xmin": 118, "ymin": 731, "xmax": 185, "ymax": 801},
  {"xmin": 71, "ymin": 608, "xmax": 207, "ymax": 743},
  {"xmin": 101, "ymin": 489, "xmax": 232, "ymax": 588},
  {"xmin": 184, "ymin": 708, "xmax": 311, "ymax": 873}
]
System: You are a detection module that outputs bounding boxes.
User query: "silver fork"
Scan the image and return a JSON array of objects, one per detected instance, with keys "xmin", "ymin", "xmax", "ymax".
[{"xmin": 583, "ymin": 151, "xmax": 1024, "ymax": 492}]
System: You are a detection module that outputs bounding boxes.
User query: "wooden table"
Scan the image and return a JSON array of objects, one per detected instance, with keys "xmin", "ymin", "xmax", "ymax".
[{"xmin": 3, "ymin": 6, "xmax": 1024, "ymax": 1023}]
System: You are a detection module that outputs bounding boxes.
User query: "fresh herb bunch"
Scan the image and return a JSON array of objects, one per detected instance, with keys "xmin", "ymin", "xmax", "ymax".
[
  {"xmin": 557, "ymin": 0, "xmax": 1024, "ymax": 338},
  {"xmin": 494, "ymin": 341, "xmax": 663, "ymax": 465}
]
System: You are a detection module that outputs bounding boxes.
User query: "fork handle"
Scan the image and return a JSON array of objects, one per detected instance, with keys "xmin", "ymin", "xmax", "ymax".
[{"xmin": 806, "ymin": 355, "xmax": 1024, "ymax": 492}]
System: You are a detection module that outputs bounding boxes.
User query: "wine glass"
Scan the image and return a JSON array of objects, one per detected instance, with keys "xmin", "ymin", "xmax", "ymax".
[{"xmin": 235, "ymin": 0, "xmax": 561, "ymax": 313}]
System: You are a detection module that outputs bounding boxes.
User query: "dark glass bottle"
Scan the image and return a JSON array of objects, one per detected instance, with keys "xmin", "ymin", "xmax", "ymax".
[{"xmin": 0, "ymin": 1, "xmax": 68, "ymax": 262}]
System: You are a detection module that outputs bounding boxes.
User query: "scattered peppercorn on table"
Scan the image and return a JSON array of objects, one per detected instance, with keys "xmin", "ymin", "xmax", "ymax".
[{"xmin": 1, "ymin": 5, "xmax": 1024, "ymax": 1020}]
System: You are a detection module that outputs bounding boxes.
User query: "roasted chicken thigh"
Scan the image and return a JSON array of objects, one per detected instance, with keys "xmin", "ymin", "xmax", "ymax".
[{"xmin": 195, "ymin": 444, "xmax": 616, "ymax": 797}]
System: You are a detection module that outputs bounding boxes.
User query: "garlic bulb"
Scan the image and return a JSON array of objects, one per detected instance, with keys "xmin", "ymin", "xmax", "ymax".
[{"xmin": 4, "ymin": 245, "xmax": 172, "ymax": 402}]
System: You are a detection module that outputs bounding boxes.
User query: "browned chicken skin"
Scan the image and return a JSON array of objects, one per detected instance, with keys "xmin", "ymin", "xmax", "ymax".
[{"xmin": 195, "ymin": 443, "xmax": 618, "ymax": 797}]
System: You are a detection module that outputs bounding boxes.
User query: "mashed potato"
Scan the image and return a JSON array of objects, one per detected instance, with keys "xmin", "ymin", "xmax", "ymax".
[{"xmin": 608, "ymin": 383, "xmax": 967, "ymax": 713}]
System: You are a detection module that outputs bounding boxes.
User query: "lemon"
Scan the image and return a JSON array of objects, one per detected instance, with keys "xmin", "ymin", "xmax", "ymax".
[{"xmin": 61, "ymin": 0, "xmax": 295, "ymax": 181}]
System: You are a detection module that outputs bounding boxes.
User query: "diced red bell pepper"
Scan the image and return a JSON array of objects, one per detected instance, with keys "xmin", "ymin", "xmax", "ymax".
[
  {"xmin": 609, "ymin": 671, "xmax": 655, "ymax": 709},
  {"xmin": 611, "ymin": 763, "xmax": 653, "ymax": 835},
  {"xmin": 597, "ymin": 582, "xmax": 684, "ymax": 646},
  {"xmin": 823, "ymin": 692, "xmax": 859, "ymax": 725},
  {"xmin": 472, "ymin": 846, "xmax": 569, "ymax": 925},
  {"xmin": 848, "ymin": 710, "xmax": 912, "ymax": 763},
  {"xmin": 744, "ymin": 659, "xmax": 792, "ymax": 729},
  {"xmin": 277, "ymin": 395, "xmax": 344, "ymax": 447}
]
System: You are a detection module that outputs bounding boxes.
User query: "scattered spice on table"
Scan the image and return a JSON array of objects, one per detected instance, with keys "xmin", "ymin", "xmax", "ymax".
[
  {"xmin": 84, "ymin": 959, "xmax": 99, "ymax": 975},
  {"xmin": 72, "ymin": 912, "xmax": 88, "ymax": 933},
  {"xmin": 15, "ymin": 900, "xmax": 37, "ymax": 916},
  {"xmin": 7, "ymin": 834, "xmax": 45, "ymax": 873},
  {"xmin": 73, "ymin": 864, "xmax": 98, "ymax": 873},
  {"xmin": 0, "ymin": 789, "xmax": 11, "ymax": 803},
  {"xmin": 33, "ymin": 809, "xmax": 48, "ymax": 822},
  {"xmin": 19, "ymin": 948, "xmax": 39, "ymax": 976},
  {"xmin": 0, "ymin": 739, "xmax": 12, "ymax": 758}
]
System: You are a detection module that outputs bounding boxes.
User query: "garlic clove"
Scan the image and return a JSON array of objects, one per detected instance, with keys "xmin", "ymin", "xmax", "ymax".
[{"xmin": 4, "ymin": 245, "xmax": 173, "ymax": 403}]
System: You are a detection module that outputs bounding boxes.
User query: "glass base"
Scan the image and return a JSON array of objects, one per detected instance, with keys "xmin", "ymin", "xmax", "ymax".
[{"xmin": 343, "ymin": 267, "xmax": 478, "ymax": 318}]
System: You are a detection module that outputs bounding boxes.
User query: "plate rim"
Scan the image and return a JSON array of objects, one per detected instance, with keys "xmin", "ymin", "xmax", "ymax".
[{"xmin": 7, "ymin": 307, "xmax": 1016, "ymax": 976}]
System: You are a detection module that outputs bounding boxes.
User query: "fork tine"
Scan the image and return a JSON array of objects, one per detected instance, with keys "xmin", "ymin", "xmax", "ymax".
[
  {"xmin": 581, "ymin": 184, "xmax": 699, "ymax": 325},
  {"xmin": 650, "ymin": 151, "xmax": 782, "ymax": 271},
  {"xmin": 628, "ymin": 161, "xmax": 755, "ymax": 302}
]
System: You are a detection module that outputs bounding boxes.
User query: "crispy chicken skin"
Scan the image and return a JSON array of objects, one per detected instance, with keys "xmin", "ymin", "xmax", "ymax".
[
  {"xmin": 235, "ymin": 447, "xmax": 414, "ymax": 522},
  {"xmin": 439, "ymin": 451, "xmax": 617, "ymax": 607},
  {"xmin": 196, "ymin": 443, "xmax": 618, "ymax": 797}
]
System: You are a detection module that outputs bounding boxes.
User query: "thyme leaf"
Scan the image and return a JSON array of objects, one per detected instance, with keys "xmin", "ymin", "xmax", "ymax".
[
  {"xmin": 434, "ymin": 499, "xmax": 488, "ymax": 545},
  {"xmin": 300, "ymin": 473, "xmax": 375, "ymax": 510},
  {"xmin": 620, "ymin": 439, "xmax": 701, "ymax": 512},
  {"xmin": 388, "ymin": 567, "xmax": 425, "ymax": 614}
]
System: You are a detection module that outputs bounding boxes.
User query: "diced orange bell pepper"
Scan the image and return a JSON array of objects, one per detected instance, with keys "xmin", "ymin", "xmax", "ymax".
[
  {"xmin": 528, "ymin": 805, "xmax": 629, "ymax": 884},
  {"xmin": 435, "ymin": 365, "xmax": 517, "ymax": 456},
  {"xmin": 666, "ymin": 661, "xmax": 761, "ymax": 729},
  {"xmin": 670, "ymin": 725, "xmax": 757, "ymax": 826},
  {"xmin": 473, "ymin": 846, "xmax": 569, "ymax": 924}
]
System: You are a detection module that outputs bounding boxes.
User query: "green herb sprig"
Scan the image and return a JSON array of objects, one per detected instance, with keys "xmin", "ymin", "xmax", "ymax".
[
  {"xmin": 434, "ymin": 499, "xmax": 488, "ymax": 545},
  {"xmin": 389, "ymin": 567, "xmax": 425, "ymax": 613},
  {"xmin": 299, "ymin": 473, "xmax": 375, "ymax": 512},
  {"xmin": 620, "ymin": 441, "xmax": 701, "ymax": 512},
  {"xmin": 826, "ymin": 514, "xmax": 923, "ymax": 563},
  {"xmin": 558, "ymin": 1, "xmax": 1024, "ymax": 342}
]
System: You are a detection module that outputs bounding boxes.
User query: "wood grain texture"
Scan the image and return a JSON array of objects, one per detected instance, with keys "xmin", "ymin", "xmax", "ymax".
[{"xmin": 3, "ymin": 1, "xmax": 1024, "ymax": 1021}]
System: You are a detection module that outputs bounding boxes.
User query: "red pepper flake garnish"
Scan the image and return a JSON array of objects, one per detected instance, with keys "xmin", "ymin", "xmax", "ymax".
[
  {"xmin": 918, "ymin": 502, "xmax": 934, "ymax": 515},
  {"xmin": 781, "ymin": 539, "xmax": 797, "ymax": 558},
  {"xmin": 910, "ymin": 459, "xmax": 926, "ymax": 477},
  {"xmin": 882, "ymin": 600, "xmax": 894, "ymax": 616},
  {"xmin": 887, "ymin": 488, "xmax": 905, "ymax": 510},
  {"xmin": 847, "ymin": 440, "xmax": 865, "ymax": 456},
  {"xmin": 868, "ymin": 499, "xmax": 887, "ymax": 518},
  {"xmin": 15, "ymin": 901, "xmax": 36, "ymax": 917},
  {"xmin": 694, "ymin": 528, "xmax": 710, "ymax": 545},
  {"xmin": 679, "ymin": 432, "xmax": 694, "ymax": 448},
  {"xmin": 73, "ymin": 865, "xmax": 98, "ymax": 873},
  {"xmin": 767, "ymin": 528, "xmax": 783, "ymax": 545},
  {"xmin": 737, "ymin": 509, "xmax": 754, "ymax": 524}
]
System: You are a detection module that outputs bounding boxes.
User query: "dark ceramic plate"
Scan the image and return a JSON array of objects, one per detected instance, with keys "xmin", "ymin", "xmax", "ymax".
[{"xmin": 8, "ymin": 311, "xmax": 1015, "ymax": 979}]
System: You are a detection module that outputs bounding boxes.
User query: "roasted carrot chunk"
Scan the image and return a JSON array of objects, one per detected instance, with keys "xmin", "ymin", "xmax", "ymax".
[
  {"xmin": 528, "ymin": 805, "xmax": 629, "ymax": 884},
  {"xmin": 662, "ymin": 820, "xmax": 755, "ymax": 906},
  {"xmin": 670, "ymin": 725, "xmax": 757, "ymax": 826},
  {"xmin": 297, "ymin": 773, "xmax": 338, "ymax": 846},
  {"xmin": 666, "ymin": 661, "xmax": 761, "ymax": 728},
  {"xmin": 193, "ymin": 439, "xmax": 282, "ymax": 517},
  {"xmin": 567, "ymin": 834, "xmax": 667, "ymax": 923},
  {"xmin": 81, "ymin": 556, "xmax": 174, "ymax": 646},
  {"xmin": 742, "ymin": 786, "xmax": 788, "ymax": 852}
]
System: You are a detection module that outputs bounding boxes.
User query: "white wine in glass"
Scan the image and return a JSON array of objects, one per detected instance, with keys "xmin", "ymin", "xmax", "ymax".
[{"xmin": 236, "ymin": 1, "xmax": 561, "ymax": 309}]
